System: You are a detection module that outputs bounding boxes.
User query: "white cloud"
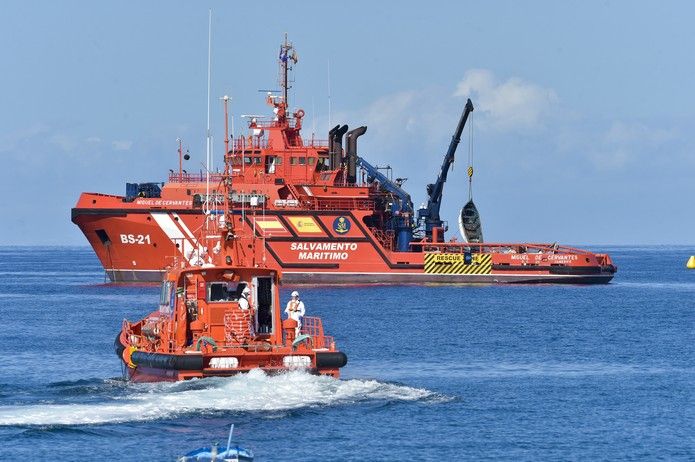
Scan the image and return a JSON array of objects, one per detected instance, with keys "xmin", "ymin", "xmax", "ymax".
[
  {"xmin": 49, "ymin": 134, "xmax": 78, "ymax": 152},
  {"xmin": 589, "ymin": 121, "xmax": 677, "ymax": 170},
  {"xmin": 603, "ymin": 121, "xmax": 675, "ymax": 146},
  {"xmin": 454, "ymin": 69, "xmax": 558, "ymax": 132},
  {"xmin": 0, "ymin": 124, "xmax": 50, "ymax": 153},
  {"xmin": 112, "ymin": 140, "xmax": 133, "ymax": 151},
  {"xmin": 333, "ymin": 88, "xmax": 456, "ymax": 154}
]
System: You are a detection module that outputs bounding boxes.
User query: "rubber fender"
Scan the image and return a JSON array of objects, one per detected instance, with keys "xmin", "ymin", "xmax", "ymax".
[
  {"xmin": 315, "ymin": 351, "xmax": 348, "ymax": 369},
  {"xmin": 130, "ymin": 351, "xmax": 204, "ymax": 371}
]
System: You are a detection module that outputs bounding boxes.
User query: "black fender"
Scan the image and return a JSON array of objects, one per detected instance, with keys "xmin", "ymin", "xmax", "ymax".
[
  {"xmin": 130, "ymin": 351, "xmax": 204, "ymax": 371},
  {"xmin": 115, "ymin": 333, "xmax": 203, "ymax": 370},
  {"xmin": 114, "ymin": 334, "xmax": 125, "ymax": 358},
  {"xmin": 315, "ymin": 351, "xmax": 348, "ymax": 369}
]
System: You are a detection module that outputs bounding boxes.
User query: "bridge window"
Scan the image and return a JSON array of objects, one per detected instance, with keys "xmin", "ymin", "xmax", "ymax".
[
  {"xmin": 308, "ymin": 157, "xmax": 316, "ymax": 165},
  {"xmin": 159, "ymin": 281, "xmax": 173, "ymax": 313},
  {"xmin": 208, "ymin": 282, "xmax": 246, "ymax": 303},
  {"xmin": 298, "ymin": 157, "xmax": 306, "ymax": 165},
  {"xmin": 290, "ymin": 157, "xmax": 297, "ymax": 165}
]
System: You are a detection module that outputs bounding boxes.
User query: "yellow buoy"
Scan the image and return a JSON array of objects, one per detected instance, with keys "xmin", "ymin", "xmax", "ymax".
[{"xmin": 687, "ymin": 256, "xmax": 695, "ymax": 269}]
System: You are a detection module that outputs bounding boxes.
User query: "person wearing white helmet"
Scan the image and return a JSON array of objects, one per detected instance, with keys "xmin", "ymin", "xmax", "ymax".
[
  {"xmin": 238, "ymin": 285, "xmax": 251, "ymax": 310},
  {"xmin": 238, "ymin": 284, "xmax": 255, "ymax": 338},
  {"xmin": 284, "ymin": 290, "xmax": 305, "ymax": 335}
]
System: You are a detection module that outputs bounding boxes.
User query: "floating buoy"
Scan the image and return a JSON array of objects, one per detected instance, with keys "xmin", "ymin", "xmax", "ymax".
[{"xmin": 687, "ymin": 256, "xmax": 695, "ymax": 269}]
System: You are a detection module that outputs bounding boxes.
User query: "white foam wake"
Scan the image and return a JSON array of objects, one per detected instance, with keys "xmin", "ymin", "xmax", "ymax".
[{"xmin": 0, "ymin": 370, "xmax": 435, "ymax": 426}]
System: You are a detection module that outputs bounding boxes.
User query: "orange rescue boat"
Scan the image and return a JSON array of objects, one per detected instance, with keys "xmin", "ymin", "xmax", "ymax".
[{"xmin": 114, "ymin": 131, "xmax": 347, "ymax": 382}]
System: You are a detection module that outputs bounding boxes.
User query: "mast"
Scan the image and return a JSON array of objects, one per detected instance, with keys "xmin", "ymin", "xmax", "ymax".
[
  {"xmin": 220, "ymin": 92, "xmax": 240, "ymax": 266},
  {"xmin": 327, "ymin": 58, "xmax": 331, "ymax": 130},
  {"xmin": 282, "ymin": 34, "xmax": 288, "ymax": 106},
  {"xmin": 278, "ymin": 33, "xmax": 298, "ymax": 110},
  {"xmin": 205, "ymin": 9, "xmax": 212, "ymax": 218},
  {"xmin": 223, "ymin": 95, "xmax": 230, "ymax": 156}
]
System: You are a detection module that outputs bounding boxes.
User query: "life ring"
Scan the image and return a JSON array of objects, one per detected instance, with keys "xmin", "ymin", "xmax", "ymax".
[
  {"xmin": 122, "ymin": 345, "xmax": 138, "ymax": 369},
  {"xmin": 295, "ymin": 109, "xmax": 305, "ymax": 119}
]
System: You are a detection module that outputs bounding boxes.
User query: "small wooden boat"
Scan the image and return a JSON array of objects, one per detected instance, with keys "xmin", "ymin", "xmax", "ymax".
[{"xmin": 458, "ymin": 199, "xmax": 483, "ymax": 243}]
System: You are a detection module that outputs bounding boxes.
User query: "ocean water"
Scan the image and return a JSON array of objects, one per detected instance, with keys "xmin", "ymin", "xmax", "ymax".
[{"xmin": 0, "ymin": 246, "xmax": 692, "ymax": 461}]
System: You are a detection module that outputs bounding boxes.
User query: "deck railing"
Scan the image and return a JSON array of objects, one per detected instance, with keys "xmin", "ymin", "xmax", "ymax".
[
  {"xmin": 311, "ymin": 197, "xmax": 375, "ymax": 211},
  {"xmin": 370, "ymin": 228, "xmax": 395, "ymax": 251},
  {"xmin": 168, "ymin": 172, "xmax": 225, "ymax": 183},
  {"xmin": 300, "ymin": 316, "xmax": 333, "ymax": 349},
  {"xmin": 412, "ymin": 240, "xmax": 593, "ymax": 256}
]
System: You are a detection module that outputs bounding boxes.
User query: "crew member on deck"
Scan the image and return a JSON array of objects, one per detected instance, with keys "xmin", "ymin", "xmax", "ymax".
[
  {"xmin": 284, "ymin": 291, "xmax": 305, "ymax": 336},
  {"xmin": 238, "ymin": 285, "xmax": 255, "ymax": 338},
  {"xmin": 238, "ymin": 286, "xmax": 251, "ymax": 310}
]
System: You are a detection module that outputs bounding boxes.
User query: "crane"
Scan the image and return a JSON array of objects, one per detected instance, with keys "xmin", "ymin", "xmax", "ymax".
[{"xmin": 417, "ymin": 98, "xmax": 474, "ymax": 241}]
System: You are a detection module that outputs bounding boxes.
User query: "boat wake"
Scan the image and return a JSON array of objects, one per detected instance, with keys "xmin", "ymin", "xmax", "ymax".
[{"xmin": 0, "ymin": 370, "xmax": 437, "ymax": 426}]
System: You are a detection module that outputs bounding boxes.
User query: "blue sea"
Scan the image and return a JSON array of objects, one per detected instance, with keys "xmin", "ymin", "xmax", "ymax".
[{"xmin": 0, "ymin": 246, "xmax": 692, "ymax": 460}]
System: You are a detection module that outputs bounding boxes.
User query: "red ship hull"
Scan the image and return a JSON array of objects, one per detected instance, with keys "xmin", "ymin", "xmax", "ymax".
[{"xmin": 73, "ymin": 192, "xmax": 616, "ymax": 284}]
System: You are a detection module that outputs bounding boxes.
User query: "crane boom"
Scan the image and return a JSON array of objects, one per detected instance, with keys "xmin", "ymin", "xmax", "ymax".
[{"xmin": 419, "ymin": 98, "xmax": 474, "ymax": 240}]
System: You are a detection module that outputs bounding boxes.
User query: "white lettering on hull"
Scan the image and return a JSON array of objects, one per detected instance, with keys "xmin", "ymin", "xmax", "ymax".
[
  {"xmin": 298, "ymin": 251, "xmax": 349, "ymax": 260},
  {"xmin": 290, "ymin": 242, "xmax": 358, "ymax": 261},
  {"xmin": 509, "ymin": 254, "xmax": 580, "ymax": 262},
  {"xmin": 135, "ymin": 199, "xmax": 190, "ymax": 206},
  {"xmin": 290, "ymin": 242, "xmax": 358, "ymax": 251},
  {"xmin": 120, "ymin": 234, "xmax": 151, "ymax": 245}
]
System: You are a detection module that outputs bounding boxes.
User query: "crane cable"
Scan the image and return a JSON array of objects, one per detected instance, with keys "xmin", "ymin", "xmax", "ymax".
[{"xmin": 467, "ymin": 111, "xmax": 474, "ymax": 201}]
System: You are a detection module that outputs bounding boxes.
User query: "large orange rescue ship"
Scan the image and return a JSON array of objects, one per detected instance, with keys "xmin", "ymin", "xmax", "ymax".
[
  {"xmin": 115, "ymin": 143, "xmax": 347, "ymax": 382},
  {"xmin": 74, "ymin": 37, "xmax": 616, "ymax": 284}
]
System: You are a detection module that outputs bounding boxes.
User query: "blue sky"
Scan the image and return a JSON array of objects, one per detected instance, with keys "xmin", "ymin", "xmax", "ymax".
[{"xmin": 1, "ymin": 1, "xmax": 693, "ymax": 245}]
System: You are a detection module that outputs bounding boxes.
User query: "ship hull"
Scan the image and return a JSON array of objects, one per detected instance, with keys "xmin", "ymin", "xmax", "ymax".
[
  {"xmin": 116, "ymin": 336, "xmax": 346, "ymax": 383},
  {"xmin": 102, "ymin": 269, "xmax": 614, "ymax": 284},
  {"xmin": 74, "ymin": 199, "xmax": 616, "ymax": 285}
]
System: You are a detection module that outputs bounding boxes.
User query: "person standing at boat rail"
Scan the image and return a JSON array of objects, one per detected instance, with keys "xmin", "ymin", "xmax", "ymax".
[{"xmin": 284, "ymin": 291, "xmax": 305, "ymax": 336}]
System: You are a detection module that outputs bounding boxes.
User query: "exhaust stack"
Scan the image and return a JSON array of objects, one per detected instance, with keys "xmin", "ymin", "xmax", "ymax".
[
  {"xmin": 330, "ymin": 125, "xmax": 349, "ymax": 170},
  {"xmin": 328, "ymin": 125, "xmax": 339, "ymax": 169},
  {"xmin": 345, "ymin": 126, "xmax": 367, "ymax": 184}
]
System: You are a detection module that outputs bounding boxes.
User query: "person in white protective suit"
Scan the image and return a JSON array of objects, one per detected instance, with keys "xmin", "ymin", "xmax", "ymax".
[
  {"xmin": 284, "ymin": 290, "xmax": 305, "ymax": 336},
  {"xmin": 238, "ymin": 286, "xmax": 251, "ymax": 310},
  {"xmin": 238, "ymin": 285, "xmax": 255, "ymax": 337}
]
